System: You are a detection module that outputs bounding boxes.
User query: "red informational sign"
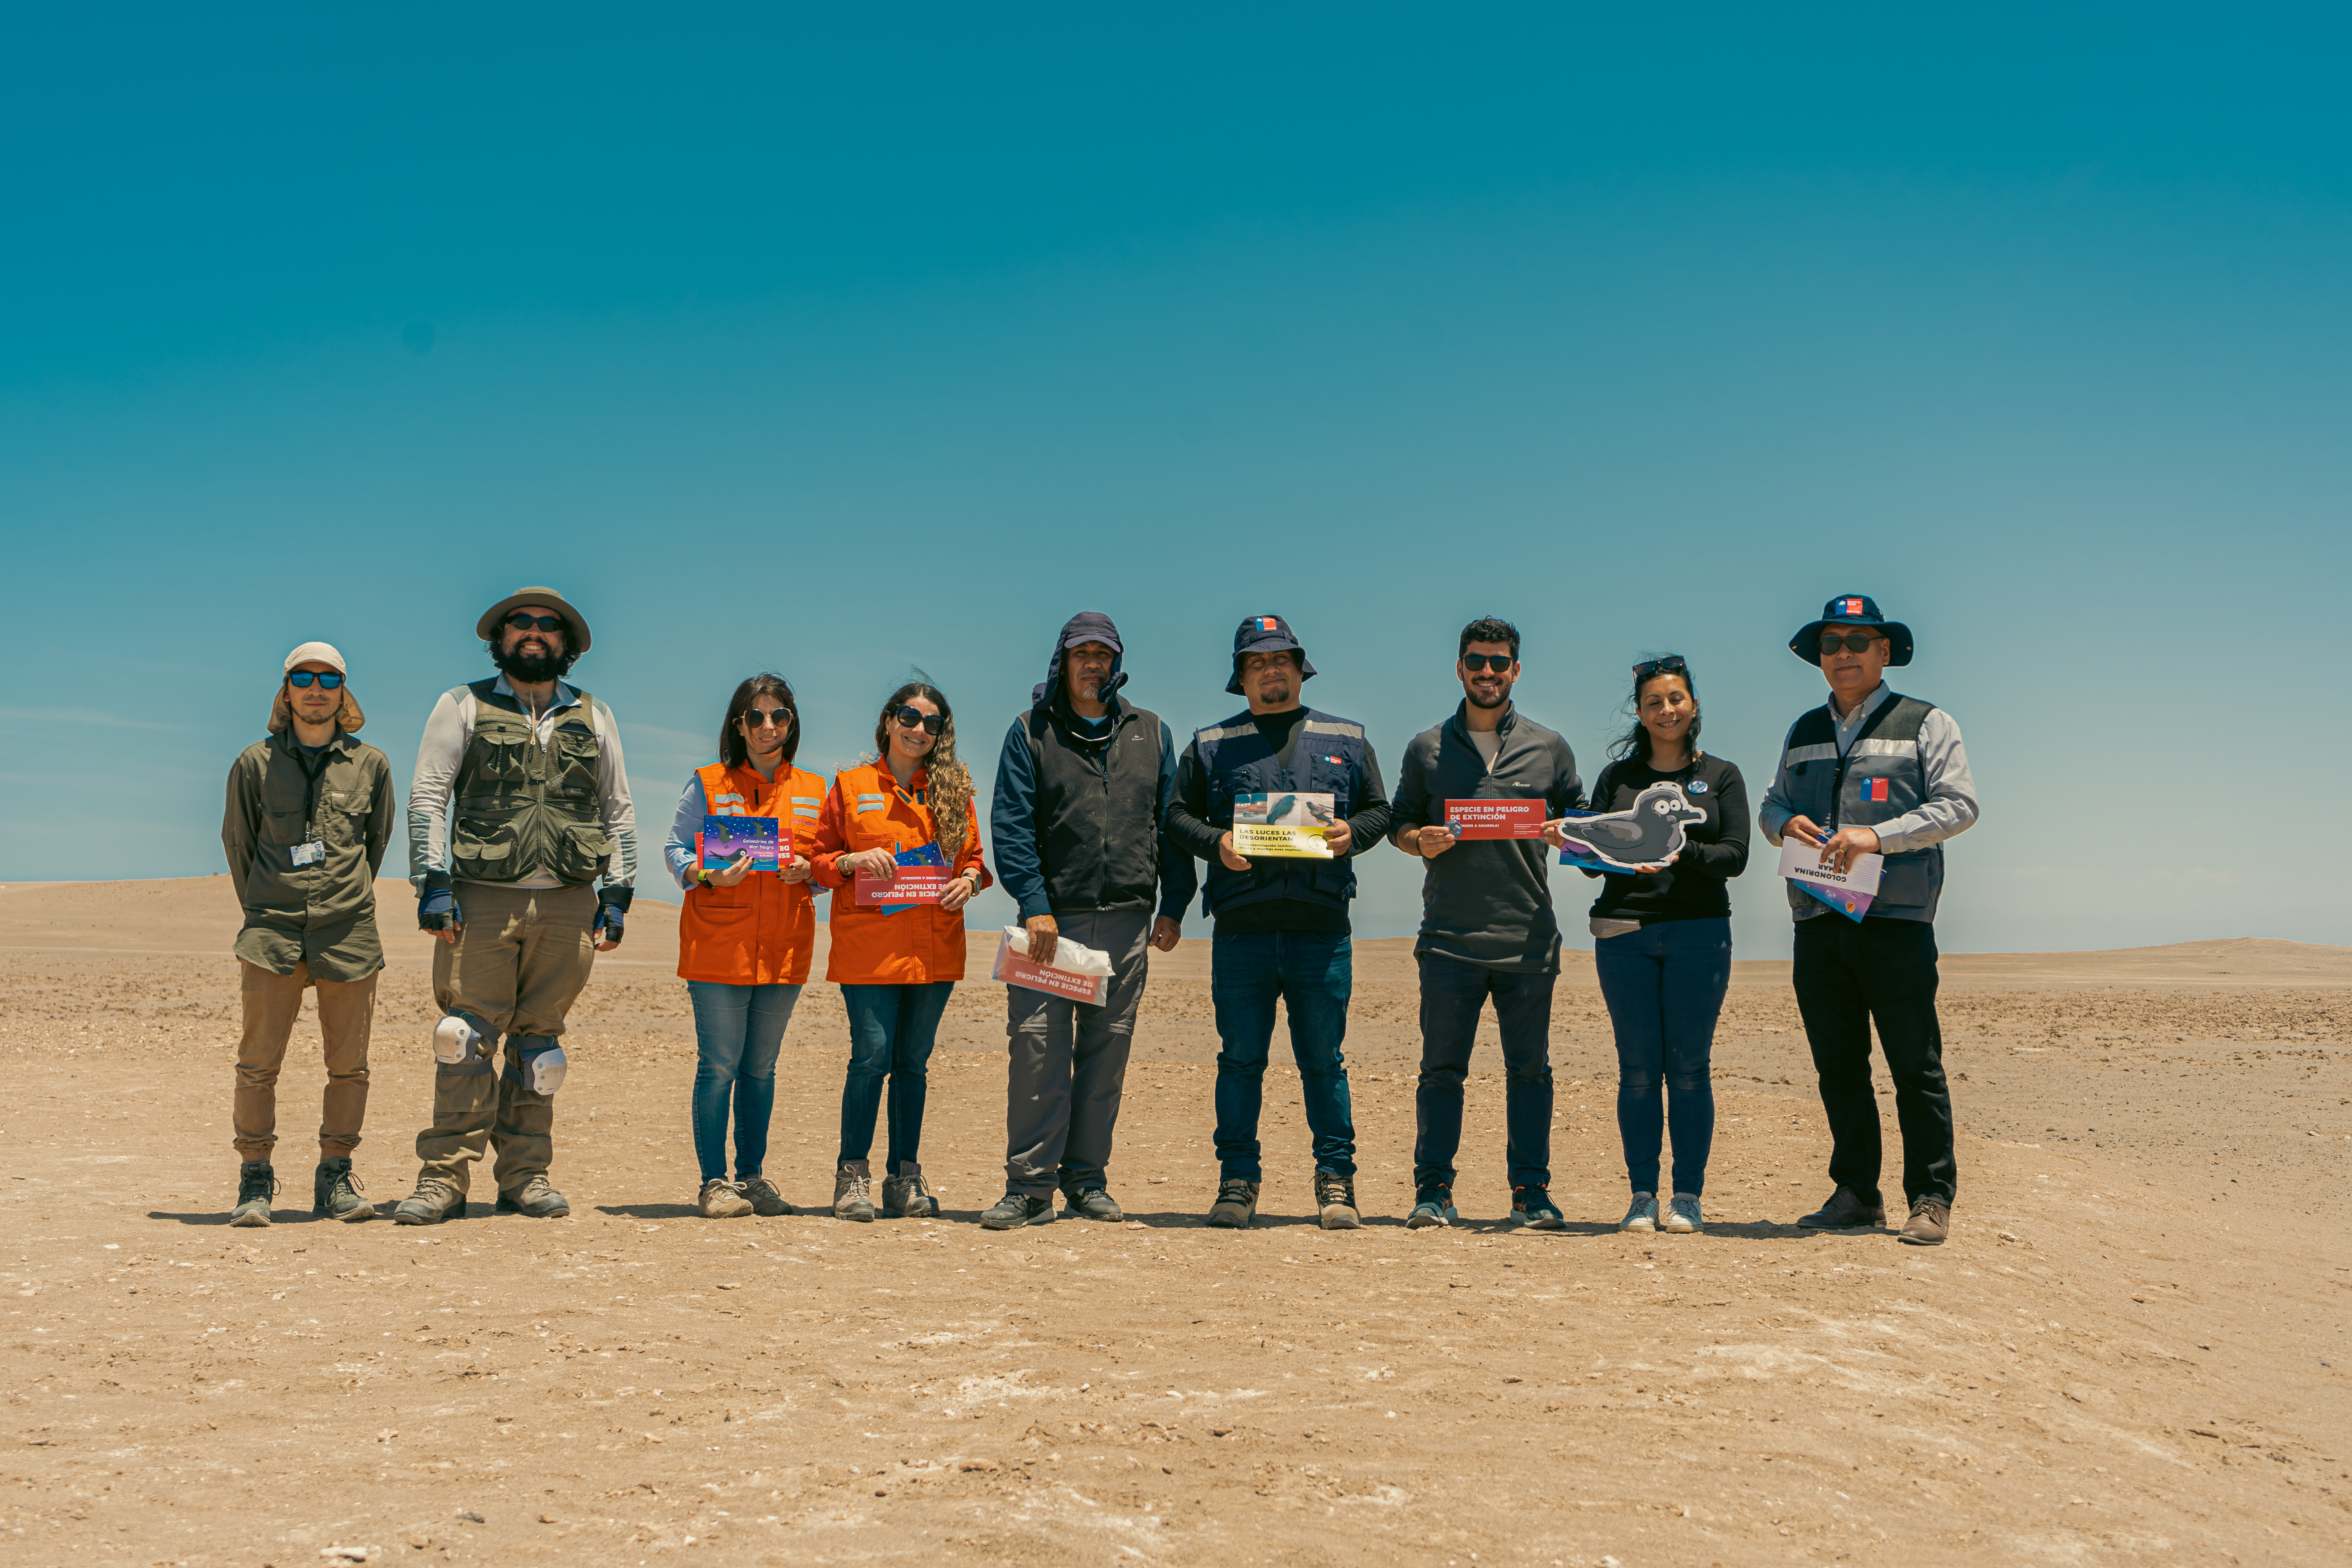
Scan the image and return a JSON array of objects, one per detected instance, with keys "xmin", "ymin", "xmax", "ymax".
[
  {"xmin": 991, "ymin": 941, "xmax": 1109, "ymax": 1004},
  {"xmin": 1443, "ymin": 799, "xmax": 1546, "ymax": 840},
  {"xmin": 851, "ymin": 866, "xmax": 954, "ymax": 906}
]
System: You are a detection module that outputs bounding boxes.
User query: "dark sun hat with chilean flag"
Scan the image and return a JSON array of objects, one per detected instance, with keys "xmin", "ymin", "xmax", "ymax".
[
  {"xmin": 1227, "ymin": 613, "xmax": 1318, "ymax": 695},
  {"xmin": 1791, "ymin": 593, "xmax": 1913, "ymax": 668}
]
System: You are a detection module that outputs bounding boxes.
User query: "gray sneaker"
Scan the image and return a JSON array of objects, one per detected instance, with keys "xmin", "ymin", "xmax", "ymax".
[
  {"xmin": 313, "ymin": 1158, "xmax": 374, "ymax": 1222},
  {"xmin": 1405, "ymin": 1186, "xmax": 1457, "ymax": 1230},
  {"xmin": 882, "ymin": 1162, "xmax": 938, "ymax": 1219},
  {"xmin": 833, "ymin": 1160, "xmax": 876, "ymax": 1222},
  {"xmin": 1661, "ymin": 1193, "xmax": 1702, "ymax": 1233},
  {"xmin": 980, "ymin": 1191, "xmax": 1055, "ymax": 1229},
  {"xmin": 1619, "ymin": 1192, "xmax": 1659, "ymax": 1233},
  {"xmin": 229, "ymin": 1161, "xmax": 276, "ymax": 1227},
  {"xmin": 1062, "ymin": 1186, "xmax": 1123, "ymax": 1221},
  {"xmin": 739, "ymin": 1175, "xmax": 791, "ymax": 1217},
  {"xmin": 497, "ymin": 1175, "xmax": 570, "ymax": 1218}
]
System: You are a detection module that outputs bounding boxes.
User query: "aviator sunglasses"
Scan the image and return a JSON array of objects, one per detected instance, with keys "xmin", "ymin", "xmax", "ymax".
[
  {"xmin": 741, "ymin": 707, "xmax": 794, "ymax": 730},
  {"xmin": 892, "ymin": 706, "xmax": 946, "ymax": 736},
  {"xmin": 1633, "ymin": 653, "xmax": 1688, "ymax": 681},
  {"xmin": 504, "ymin": 613, "xmax": 566, "ymax": 633},
  {"xmin": 1460, "ymin": 653, "xmax": 1515, "ymax": 673},
  {"xmin": 1819, "ymin": 632, "xmax": 1885, "ymax": 655},
  {"xmin": 286, "ymin": 671, "xmax": 344, "ymax": 690}
]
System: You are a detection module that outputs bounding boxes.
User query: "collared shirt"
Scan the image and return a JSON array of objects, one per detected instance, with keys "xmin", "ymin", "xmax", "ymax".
[
  {"xmin": 406, "ymin": 674, "xmax": 638, "ymax": 890},
  {"xmin": 222, "ymin": 729, "xmax": 395, "ymax": 980},
  {"xmin": 1758, "ymin": 682, "xmax": 1978, "ymax": 856}
]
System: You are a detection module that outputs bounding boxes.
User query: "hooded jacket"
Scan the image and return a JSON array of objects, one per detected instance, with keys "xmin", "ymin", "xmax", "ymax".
[{"xmin": 990, "ymin": 614, "xmax": 1198, "ymax": 921}]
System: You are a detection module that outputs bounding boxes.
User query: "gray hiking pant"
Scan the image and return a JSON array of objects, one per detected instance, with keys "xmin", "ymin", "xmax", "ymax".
[{"xmin": 1004, "ymin": 907, "xmax": 1152, "ymax": 1197}]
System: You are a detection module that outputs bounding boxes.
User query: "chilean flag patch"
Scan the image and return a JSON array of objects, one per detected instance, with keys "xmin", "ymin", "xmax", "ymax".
[
  {"xmin": 1862, "ymin": 777, "xmax": 1890, "ymax": 803},
  {"xmin": 1259, "ymin": 616, "xmax": 1279, "ymax": 632},
  {"xmin": 1841, "ymin": 597, "xmax": 1866, "ymax": 615}
]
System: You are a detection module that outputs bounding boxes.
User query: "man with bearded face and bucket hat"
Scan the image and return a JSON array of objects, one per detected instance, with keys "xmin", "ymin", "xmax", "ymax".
[
  {"xmin": 220, "ymin": 642, "xmax": 395, "ymax": 1225},
  {"xmin": 983, "ymin": 612, "xmax": 1194, "ymax": 1229},
  {"xmin": 391, "ymin": 588, "xmax": 639, "ymax": 1224},
  {"xmin": 1759, "ymin": 595, "xmax": 1978, "ymax": 1246}
]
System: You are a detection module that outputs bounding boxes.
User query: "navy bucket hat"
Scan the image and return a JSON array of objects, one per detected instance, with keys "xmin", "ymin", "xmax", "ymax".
[
  {"xmin": 1790, "ymin": 593, "xmax": 1913, "ymax": 667},
  {"xmin": 1227, "ymin": 613, "xmax": 1317, "ymax": 695}
]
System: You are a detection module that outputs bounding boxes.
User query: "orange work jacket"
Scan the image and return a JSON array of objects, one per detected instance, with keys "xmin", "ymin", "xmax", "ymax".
[
  {"xmin": 813, "ymin": 761, "xmax": 991, "ymax": 985},
  {"xmin": 676, "ymin": 761, "xmax": 829, "ymax": 986}
]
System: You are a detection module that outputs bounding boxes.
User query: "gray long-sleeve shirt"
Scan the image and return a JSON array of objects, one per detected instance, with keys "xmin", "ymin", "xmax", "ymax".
[{"xmin": 1757, "ymin": 682, "xmax": 1978, "ymax": 854}]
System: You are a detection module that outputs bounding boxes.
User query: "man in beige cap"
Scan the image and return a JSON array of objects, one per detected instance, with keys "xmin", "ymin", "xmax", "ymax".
[
  {"xmin": 220, "ymin": 642, "xmax": 395, "ymax": 1225},
  {"xmin": 393, "ymin": 588, "xmax": 637, "ymax": 1224}
]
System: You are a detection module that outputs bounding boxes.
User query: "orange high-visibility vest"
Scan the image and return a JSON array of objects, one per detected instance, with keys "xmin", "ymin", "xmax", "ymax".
[
  {"xmin": 675, "ymin": 761, "xmax": 828, "ymax": 986},
  {"xmin": 813, "ymin": 762, "xmax": 991, "ymax": 985}
]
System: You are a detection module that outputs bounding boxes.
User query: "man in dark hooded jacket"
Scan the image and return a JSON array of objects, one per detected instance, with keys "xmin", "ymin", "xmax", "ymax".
[{"xmin": 984, "ymin": 613, "xmax": 1195, "ymax": 1229}]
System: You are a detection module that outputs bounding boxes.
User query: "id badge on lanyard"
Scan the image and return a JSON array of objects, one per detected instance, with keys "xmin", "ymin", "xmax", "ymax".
[{"xmin": 290, "ymin": 841, "xmax": 327, "ymax": 866}]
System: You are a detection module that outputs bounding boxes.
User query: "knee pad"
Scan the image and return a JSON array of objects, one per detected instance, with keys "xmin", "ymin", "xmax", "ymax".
[
  {"xmin": 506, "ymin": 1036, "xmax": 568, "ymax": 1095},
  {"xmin": 433, "ymin": 1013, "xmax": 497, "ymax": 1077}
]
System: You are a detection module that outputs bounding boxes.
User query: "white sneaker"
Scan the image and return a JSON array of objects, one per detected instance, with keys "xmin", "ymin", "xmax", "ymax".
[
  {"xmin": 1660, "ymin": 1193, "xmax": 1702, "ymax": 1233},
  {"xmin": 1619, "ymin": 1192, "xmax": 1658, "ymax": 1233}
]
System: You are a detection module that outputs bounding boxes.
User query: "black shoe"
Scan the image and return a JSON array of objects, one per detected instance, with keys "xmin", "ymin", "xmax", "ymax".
[
  {"xmin": 229, "ymin": 1161, "xmax": 276, "ymax": 1227},
  {"xmin": 313, "ymin": 1158, "xmax": 376, "ymax": 1222},
  {"xmin": 1510, "ymin": 1185, "xmax": 1566, "ymax": 1230},
  {"xmin": 1061, "ymin": 1187, "xmax": 1123, "ymax": 1222},
  {"xmin": 1405, "ymin": 1184, "xmax": 1457, "ymax": 1230},
  {"xmin": 1797, "ymin": 1186, "xmax": 1887, "ymax": 1229},
  {"xmin": 980, "ymin": 1191, "xmax": 1055, "ymax": 1230},
  {"xmin": 495, "ymin": 1176, "xmax": 571, "ymax": 1218}
]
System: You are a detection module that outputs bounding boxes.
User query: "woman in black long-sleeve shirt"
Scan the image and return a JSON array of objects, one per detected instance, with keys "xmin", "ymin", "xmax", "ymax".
[{"xmin": 1583, "ymin": 655, "xmax": 1749, "ymax": 1234}]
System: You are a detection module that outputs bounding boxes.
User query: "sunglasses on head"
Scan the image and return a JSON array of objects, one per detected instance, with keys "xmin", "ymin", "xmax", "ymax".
[
  {"xmin": 742, "ymin": 708, "xmax": 793, "ymax": 730},
  {"xmin": 287, "ymin": 671, "xmax": 344, "ymax": 690},
  {"xmin": 504, "ymin": 613, "xmax": 565, "ymax": 633},
  {"xmin": 1633, "ymin": 654, "xmax": 1688, "ymax": 681},
  {"xmin": 1460, "ymin": 653, "xmax": 1515, "ymax": 673},
  {"xmin": 892, "ymin": 706, "xmax": 945, "ymax": 736},
  {"xmin": 1819, "ymin": 631, "xmax": 1884, "ymax": 655}
]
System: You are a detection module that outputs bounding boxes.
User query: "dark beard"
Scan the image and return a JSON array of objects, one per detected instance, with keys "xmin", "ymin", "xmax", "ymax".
[
  {"xmin": 492, "ymin": 640, "xmax": 571, "ymax": 684},
  {"xmin": 1467, "ymin": 682, "xmax": 1512, "ymax": 710}
]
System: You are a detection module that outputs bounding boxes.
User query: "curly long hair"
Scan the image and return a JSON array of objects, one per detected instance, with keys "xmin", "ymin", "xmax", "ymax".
[{"xmin": 874, "ymin": 681, "xmax": 972, "ymax": 858}]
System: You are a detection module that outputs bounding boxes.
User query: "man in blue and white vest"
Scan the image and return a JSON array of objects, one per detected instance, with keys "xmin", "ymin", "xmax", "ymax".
[
  {"xmin": 1760, "ymin": 595, "xmax": 1978, "ymax": 1246},
  {"xmin": 1164, "ymin": 614, "xmax": 1391, "ymax": 1231}
]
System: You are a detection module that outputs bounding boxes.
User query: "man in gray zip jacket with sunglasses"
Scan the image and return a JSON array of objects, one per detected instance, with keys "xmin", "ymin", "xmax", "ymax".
[{"xmin": 1760, "ymin": 594, "xmax": 1977, "ymax": 1247}]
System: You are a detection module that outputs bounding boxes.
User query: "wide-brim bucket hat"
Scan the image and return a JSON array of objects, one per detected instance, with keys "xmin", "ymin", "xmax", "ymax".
[
  {"xmin": 1791, "ymin": 593, "xmax": 1912, "ymax": 667},
  {"xmin": 1227, "ymin": 613, "xmax": 1317, "ymax": 695},
  {"xmin": 477, "ymin": 586, "xmax": 592, "ymax": 653}
]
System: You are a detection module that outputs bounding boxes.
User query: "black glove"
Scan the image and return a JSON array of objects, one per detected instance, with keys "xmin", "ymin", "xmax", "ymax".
[
  {"xmin": 593, "ymin": 886, "xmax": 633, "ymax": 947},
  {"xmin": 418, "ymin": 874, "xmax": 460, "ymax": 933}
]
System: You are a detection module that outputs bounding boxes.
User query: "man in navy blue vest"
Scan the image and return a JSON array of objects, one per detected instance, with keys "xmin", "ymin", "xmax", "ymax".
[
  {"xmin": 985, "ymin": 612, "xmax": 1195, "ymax": 1229},
  {"xmin": 1760, "ymin": 595, "xmax": 1978, "ymax": 1246},
  {"xmin": 1165, "ymin": 615, "xmax": 1392, "ymax": 1231},
  {"xmin": 1389, "ymin": 618, "xmax": 1588, "ymax": 1230}
]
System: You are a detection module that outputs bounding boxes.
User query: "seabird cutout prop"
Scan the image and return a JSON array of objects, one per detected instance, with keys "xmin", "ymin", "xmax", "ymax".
[{"xmin": 1556, "ymin": 781, "xmax": 1709, "ymax": 872}]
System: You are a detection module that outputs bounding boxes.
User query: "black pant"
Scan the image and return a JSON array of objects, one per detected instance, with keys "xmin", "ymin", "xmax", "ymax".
[
  {"xmin": 1412, "ymin": 953, "xmax": 1556, "ymax": 1193},
  {"xmin": 1791, "ymin": 914, "xmax": 1955, "ymax": 1205}
]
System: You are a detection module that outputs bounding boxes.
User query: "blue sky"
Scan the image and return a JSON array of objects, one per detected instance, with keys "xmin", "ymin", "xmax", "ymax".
[{"xmin": 5, "ymin": 6, "xmax": 2348, "ymax": 954}]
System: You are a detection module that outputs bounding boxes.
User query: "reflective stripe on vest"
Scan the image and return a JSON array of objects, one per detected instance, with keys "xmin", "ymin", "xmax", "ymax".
[{"xmin": 1193, "ymin": 706, "xmax": 1367, "ymax": 918}]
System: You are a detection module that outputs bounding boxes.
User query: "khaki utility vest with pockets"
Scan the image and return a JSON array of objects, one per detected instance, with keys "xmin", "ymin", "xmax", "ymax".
[{"xmin": 448, "ymin": 678, "xmax": 613, "ymax": 886}]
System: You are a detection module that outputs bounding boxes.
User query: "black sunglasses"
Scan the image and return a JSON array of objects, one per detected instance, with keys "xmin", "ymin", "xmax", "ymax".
[
  {"xmin": 504, "ymin": 613, "xmax": 565, "ymax": 633},
  {"xmin": 892, "ymin": 706, "xmax": 946, "ymax": 736},
  {"xmin": 1818, "ymin": 632, "xmax": 1884, "ymax": 655},
  {"xmin": 742, "ymin": 708, "xmax": 794, "ymax": 730},
  {"xmin": 1633, "ymin": 654, "xmax": 1688, "ymax": 681},
  {"xmin": 287, "ymin": 671, "xmax": 344, "ymax": 690},
  {"xmin": 1460, "ymin": 653, "xmax": 1515, "ymax": 673}
]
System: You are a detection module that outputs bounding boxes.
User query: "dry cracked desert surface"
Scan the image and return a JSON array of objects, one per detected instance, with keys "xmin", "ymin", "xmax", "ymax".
[{"xmin": 1, "ymin": 876, "xmax": 2347, "ymax": 1568}]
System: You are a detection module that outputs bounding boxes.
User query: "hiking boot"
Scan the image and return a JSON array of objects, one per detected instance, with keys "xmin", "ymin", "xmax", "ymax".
[
  {"xmin": 1898, "ymin": 1196, "xmax": 1951, "ymax": 1246},
  {"xmin": 740, "ymin": 1175, "xmax": 791, "ymax": 1217},
  {"xmin": 1661, "ymin": 1193, "xmax": 1703, "ymax": 1234},
  {"xmin": 699, "ymin": 1178, "xmax": 753, "ymax": 1219},
  {"xmin": 497, "ymin": 1175, "xmax": 571, "ymax": 1218},
  {"xmin": 1062, "ymin": 1187, "xmax": 1123, "ymax": 1222},
  {"xmin": 1798, "ymin": 1186, "xmax": 1886, "ymax": 1230},
  {"xmin": 980, "ymin": 1191, "xmax": 1055, "ymax": 1230},
  {"xmin": 1619, "ymin": 1193, "xmax": 1658, "ymax": 1233},
  {"xmin": 229, "ymin": 1161, "xmax": 276, "ymax": 1227},
  {"xmin": 1510, "ymin": 1185, "xmax": 1566, "ymax": 1230},
  {"xmin": 313, "ymin": 1158, "xmax": 374, "ymax": 1222},
  {"xmin": 1207, "ymin": 1178, "xmax": 1259, "ymax": 1229},
  {"xmin": 1405, "ymin": 1185, "xmax": 1457, "ymax": 1230},
  {"xmin": 832, "ymin": 1160, "xmax": 876, "ymax": 1222},
  {"xmin": 1314, "ymin": 1171, "xmax": 1361, "ymax": 1231},
  {"xmin": 392, "ymin": 1175, "xmax": 465, "ymax": 1226},
  {"xmin": 883, "ymin": 1162, "xmax": 939, "ymax": 1219}
]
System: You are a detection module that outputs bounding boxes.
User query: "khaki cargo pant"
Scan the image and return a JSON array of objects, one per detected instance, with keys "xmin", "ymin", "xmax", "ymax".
[
  {"xmin": 234, "ymin": 960, "xmax": 376, "ymax": 1162},
  {"xmin": 416, "ymin": 882, "xmax": 597, "ymax": 1196}
]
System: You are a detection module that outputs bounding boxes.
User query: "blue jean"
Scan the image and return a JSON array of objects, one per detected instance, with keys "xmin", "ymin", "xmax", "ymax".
[
  {"xmin": 1594, "ymin": 916, "xmax": 1730, "ymax": 1197},
  {"xmin": 839, "ymin": 982, "xmax": 954, "ymax": 1169},
  {"xmin": 1210, "ymin": 930, "xmax": 1356, "ymax": 1180},
  {"xmin": 1413, "ymin": 954, "xmax": 1557, "ymax": 1192},
  {"xmin": 686, "ymin": 980, "xmax": 804, "ymax": 1183}
]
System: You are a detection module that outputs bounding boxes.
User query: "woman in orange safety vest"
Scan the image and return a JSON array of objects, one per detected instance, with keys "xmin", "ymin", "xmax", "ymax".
[
  {"xmin": 664, "ymin": 673, "xmax": 828, "ymax": 1220},
  {"xmin": 812, "ymin": 681, "xmax": 991, "ymax": 1223}
]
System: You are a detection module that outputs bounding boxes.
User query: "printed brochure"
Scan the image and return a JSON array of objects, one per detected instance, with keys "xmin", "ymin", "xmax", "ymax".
[
  {"xmin": 855, "ymin": 842, "xmax": 953, "ymax": 911},
  {"xmin": 1231, "ymin": 792, "xmax": 1336, "ymax": 858},
  {"xmin": 697, "ymin": 815, "xmax": 785, "ymax": 873},
  {"xmin": 1776, "ymin": 839, "xmax": 1883, "ymax": 924},
  {"xmin": 991, "ymin": 925, "xmax": 1114, "ymax": 1005},
  {"xmin": 1443, "ymin": 799, "xmax": 1545, "ymax": 840}
]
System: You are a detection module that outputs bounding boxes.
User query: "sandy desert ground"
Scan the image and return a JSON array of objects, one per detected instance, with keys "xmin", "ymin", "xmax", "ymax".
[{"xmin": 0, "ymin": 875, "xmax": 2346, "ymax": 1567}]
